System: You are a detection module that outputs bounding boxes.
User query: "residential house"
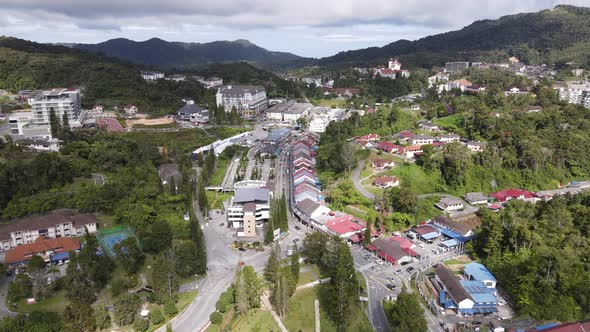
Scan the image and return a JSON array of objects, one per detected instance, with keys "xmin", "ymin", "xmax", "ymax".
[
  {"xmin": 435, "ymin": 197, "xmax": 465, "ymax": 211},
  {"xmin": 411, "ymin": 135, "xmax": 435, "ymax": 146},
  {"xmin": 397, "ymin": 131, "xmax": 414, "ymax": 143},
  {"xmin": 359, "ymin": 133, "xmax": 380, "ymax": 141},
  {"xmin": 466, "ymin": 141, "xmax": 485, "ymax": 152},
  {"xmin": 376, "ymin": 141, "xmax": 401, "ymax": 153},
  {"xmin": 165, "ymin": 74, "xmax": 186, "ymax": 82},
  {"xmin": 403, "ymin": 145, "xmax": 423, "ymax": 158},
  {"xmin": 419, "ymin": 121, "xmax": 440, "ymax": 132},
  {"xmin": 177, "ymin": 103, "xmax": 209, "ymax": 123},
  {"xmin": 463, "ymin": 192, "xmax": 489, "ymax": 205},
  {"xmin": 437, "ymin": 134, "xmax": 461, "ymax": 143},
  {"xmin": 124, "ymin": 104, "xmax": 138, "ymax": 116},
  {"xmin": 141, "ymin": 71, "xmax": 164, "ymax": 81},
  {"xmin": 489, "ymin": 189, "xmax": 537, "ymax": 203},
  {"xmin": 200, "ymin": 77, "xmax": 223, "ymax": 89},
  {"xmin": 296, "ymin": 198, "xmax": 331, "ymax": 220},
  {"xmin": 0, "ymin": 210, "xmax": 98, "ymax": 251},
  {"xmin": 373, "ymin": 176, "xmax": 400, "ymax": 189},
  {"xmin": 373, "ymin": 58, "xmax": 411, "ymax": 79},
  {"xmin": 371, "ymin": 158, "xmax": 395, "ymax": 170},
  {"xmin": 504, "ymin": 87, "xmax": 529, "ymax": 96}
]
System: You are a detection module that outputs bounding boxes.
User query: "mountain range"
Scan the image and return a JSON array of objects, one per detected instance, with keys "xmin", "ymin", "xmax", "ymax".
[
  {"xmin": 69, "ymin": 5, "xmax": 590, "ymax": 71},
  {"xmin": 73, "ymin": 38, "xmax": 304, "ymax": 69}
]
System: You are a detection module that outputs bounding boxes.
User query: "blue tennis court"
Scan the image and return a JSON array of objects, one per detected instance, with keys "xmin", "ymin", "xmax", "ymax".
[{"xmin": 96, "ymin": 226, "xmax": 135, "ymax": 257}]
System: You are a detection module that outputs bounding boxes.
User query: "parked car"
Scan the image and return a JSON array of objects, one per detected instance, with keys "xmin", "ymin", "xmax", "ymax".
[
  {"xmin": 238, "ymin": 247, "xmax": 246, "ymax": 252},
  {"xmin": 375, "ymin": 259, "xmax": 384, "ymax": 265},
  {"xmin": 219, "ymin": 223, "xmax": 225, "ymax": 227},
  {"xmin": 406, "ymin": 267, "xmax": 415, "ymax": 273},
  {"xmin": 394, "ymin": 269, "xmax": 402, "ymax": 275},
  {"xmin": 294, "ymin": 226, "xmax": 301, "ymax": 230},
  {"xmin": 386, "ymin": 284, "xmax": 396, "ymax": 291}
]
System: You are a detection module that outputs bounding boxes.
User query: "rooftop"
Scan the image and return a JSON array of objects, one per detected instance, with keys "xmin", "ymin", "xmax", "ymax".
[
  {"xmin": 463, "ymin": 262, "xmax": 496, "ymax": 282},
  {"xmin": 234, "ymin": 188, "xmax": 270, "ymax": 204},
  {"xmin": 436, "ymin": 265, "xmax": 471, "ymax": 304},
  {"xmin": 177, "ymin": 103, "xmax": 205, "ymax": 115},
  {"xmin": 5, "ymin": 236, "xmax": 81, "ymax": 265},
  {"xmin": 0, "ymin": 210, "xmax": 97, "ymax": 241},
  {"xmin": 218, "ymin": 85, "xmax": 265, "ymax": 97}
]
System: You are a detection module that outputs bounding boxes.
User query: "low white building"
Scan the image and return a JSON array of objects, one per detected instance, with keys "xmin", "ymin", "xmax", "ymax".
[
  {"xmin": 17, "ymin": 138, "xmax": 62, "ymax": 152},
  {"xmin": 8, "ymin": 111, "xmax": 34, "ymax": 135},
  {"xmin": 411, "ymin": 135, "xmax": 435, "ymax": 146},
  {"xmin": 141, "ymin": 71, "xmax": 165, "ymax": 81},
  {"xmin": 435, "ymin": 197, "xmax": 465, "ymax": 211},
  {"xmin": 309, "ymin": 117, "xmax": 330, "ymax": 133}
]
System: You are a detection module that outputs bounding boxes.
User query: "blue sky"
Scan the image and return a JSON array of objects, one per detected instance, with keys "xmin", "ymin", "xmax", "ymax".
[{"xmin": 0, "ymin": 0, "xmax": 588, "ymax": 57}]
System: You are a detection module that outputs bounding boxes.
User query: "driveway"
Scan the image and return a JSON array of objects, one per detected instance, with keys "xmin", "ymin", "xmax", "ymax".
[
  {"xmin": 352, "ymin": 161, "xmax": 375, "ymax": 200},
  {"xmin": 0, "ymin": 275, "xmax": 16, "ymax": 318}
]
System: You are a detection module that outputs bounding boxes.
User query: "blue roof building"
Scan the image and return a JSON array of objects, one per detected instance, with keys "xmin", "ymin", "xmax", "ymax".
[
  {"xmin": 464, "ymin": 262, "xmax": 497, "ymax": 289},
  {"xmin": 460, "ymin": 280, "xmax": 498, "ymax": 314}
]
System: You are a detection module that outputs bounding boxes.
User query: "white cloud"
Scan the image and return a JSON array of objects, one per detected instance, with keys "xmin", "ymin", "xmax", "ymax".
[{"xmin": 0, "ymin": 0, "xmax": 588, "ymax": 57}]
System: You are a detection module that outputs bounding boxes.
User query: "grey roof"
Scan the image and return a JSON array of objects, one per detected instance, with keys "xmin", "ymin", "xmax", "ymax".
[
  {"xmin": 412, "ymin": 134, "xmax": 435, "ymax": 140},
  {"xmin": 297, "ymin": 198, "xmax": 321, "ymax": 216},
  {"xmin": 438, "ymin": 197, "xmax": 464, "ymax": 206},
  {"xmin": 267, "ymin": 100, "xmax": 295, "ymax": 113},
  {"xmin": 158, "ymin": 164, "xmax": 181, "ymax": 182},
  {"xmin": 436, "ymin": 265, "xmax": 472, "ymax": 303},
  {"xmin": 218, "ymin": 85, "xmax": 265, "ymax": 97},
  {"xmin": 464, "ymin": 192, "xmax": 489, "ymax": 203},
  {"xmin": 0, "ymin": 210, "xmax": 97, "ymax": 241},
  {"xmin": 177, "ymin": 104, "xmax": 205, "ymax": 115},
  {"xmin": 234, "ymin": 188, "xmax": 270, "ymax": 204},
  {"xmin": 433, "ymin": 215, "xmax": 472, "ymax": 235}
]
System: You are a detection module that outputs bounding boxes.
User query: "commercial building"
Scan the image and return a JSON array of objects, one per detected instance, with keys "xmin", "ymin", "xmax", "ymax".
[
  {"xmin": 227, "ymin": 187, "xmax": 272, "ymax": 237},
  {"xmin": 216, "ymin": 85, "xmax": 268, "ymax": 117},
  {"xmin": 463, "ymin": 192, "xmax": 489, "ymax": 205},
  {"xmin": 435, "ymin": 265, "xmax": 498, "ymax": 315},
  {"xmin": 367, "ymin": 236, "xmax": 416, "ymax": 265},
  {"xmin": 435, "ymin": 197, "xmax": 465, "ymax": 211},
  {"xmin": 464, "ymin": 262, "xmax": 497, "ymax": 289},
  {"xmin": 30, "ymin": 88, "xmax": 81, "ymax": 125},
  {"xmin": 0, "ymin": 210, "xmax": 98, "ymax": 251},
  {"xmin": 444, "ymin": 62, "xmax": 470, "ymax": 74},
  {"xmin": 5, "ymin": 236, "xmax": 80, "ymax": 266}
]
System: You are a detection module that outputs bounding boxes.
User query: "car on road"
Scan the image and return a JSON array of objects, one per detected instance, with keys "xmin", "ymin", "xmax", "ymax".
[
  {"xmin": 375, "ymin": 259, "xmax": 384, "ymax": 265},
  {"xmin": 406, "ymin": 267, "xmax": 415, "ymax": 273},
  {"xmin": 238, "ymin": 247, "xmax": 246, "ymax": 252},
  {"xmin": 386, "ymin": 284, "xmax": 396, "ymax": 291},
  {"xmin": 394, "ymin": 269, "xmax": 402, "ymax": 275},
  {"xmin": 219, "ymin": 223, "xmax": 225, "ymax": 227},
  {"xmin": 400, "ymin": 261, "xmax": 410, "ymax": 266},
  {"xmin": 294, "ymin": 226, "xmax": 301, "ymax": 230}
]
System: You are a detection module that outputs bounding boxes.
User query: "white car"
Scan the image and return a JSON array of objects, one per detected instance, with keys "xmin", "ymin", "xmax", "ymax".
[{"xmin": 375, "ymin": 260, "xmax": 384, "ymax": 265}]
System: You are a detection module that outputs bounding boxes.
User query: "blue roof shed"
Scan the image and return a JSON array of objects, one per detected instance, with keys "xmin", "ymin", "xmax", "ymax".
[{"xmin": 464, "ymin": 262, "xmax": 496, "ymax": 283}]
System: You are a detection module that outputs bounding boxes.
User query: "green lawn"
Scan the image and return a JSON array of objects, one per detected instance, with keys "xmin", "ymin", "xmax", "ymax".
[
  {"xmin": 177, "ymin": 290, "xmax": 199, "ymax": 312},
  {"xmin": 95, "ymin": 214, "xmax": 115, "ymax": 229},
  {"xmin": 433, "ymin": 114, "xmax": 465, "ymax": 128},
  {"xmin": 205, "ymin": 191, "xmax": 232, "ymax": 210},
  {"xmin": 62, "ymin": 177, "xmax": 94, "ymax": 191},
  {"xmin": 414, "ymin": 196, "xmax": 442, "ymax": 223},
  {"xmin": 230, "ymin": 309, "xmax": 280, "ymax": 332},
  {"xmin": 209, "ymin": 158, "xmax": 230, "ymax": 186},
  {"xmin": 15, "ymin": 290, "xmax": 69, "ymax": 313},
  {"xmin": 297, "ymin": 265, "xmax": 321, "ymax": 286},
  {"xmin": 284, "ymin": 286, "xmax": 373, "ymax": 332},
  {"xmin": 389, "ymin": 163, "xmax": 445, "ymax": 194}
]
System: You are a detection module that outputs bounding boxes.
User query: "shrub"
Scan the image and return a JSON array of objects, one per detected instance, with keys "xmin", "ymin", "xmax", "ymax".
[
  {"xmin": 210, "ymin": 311, "xmax": 223, "ymax": 325},
  {"xmin": 149, "ymin": 309, "xmax": 165, "ymax": 325},
  {"xmin": 133, "ymin": 316, "xmax": 149, "ymax": 332},
  {"xmin": 163, "ymin": 301, "xmax": 178, "ymax": 316}
]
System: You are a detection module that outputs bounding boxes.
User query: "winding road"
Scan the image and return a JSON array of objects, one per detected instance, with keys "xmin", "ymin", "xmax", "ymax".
[{"xmin": 352, "ymin": 161, "xmax": 376, "ymax": 200}]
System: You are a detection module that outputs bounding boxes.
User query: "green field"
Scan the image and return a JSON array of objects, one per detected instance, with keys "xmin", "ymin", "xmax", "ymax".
[
  {"xmin": 230, "ymin": 309, "xmax": 279, "ymax": 332},
  {"xmin": 177, "ymin": 290, "xmax": 199, "ymax": 312},
  {"xmin": 132, "ymin": 122, "xmax": 179, "ymax": 129},
  {"xmin": 209, "ymin": 158, "xmax": 230, "ymax": 186},
  {"xmin": 389, "ymin": 163, "xmax": 445, "ymax": 194},
  {"xmin": 15, "ymin": 290, "xmax": 69, "ymax": 313},
  {"xmin": 205, "ymin": 191, "xmax": 232, "ymax": 210}
]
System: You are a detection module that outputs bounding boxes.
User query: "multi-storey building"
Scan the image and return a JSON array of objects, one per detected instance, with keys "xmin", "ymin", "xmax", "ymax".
[
  {"xmin": 0, "ymin": 210, "xmax": 98, "ymax": 251},
  {"xmin": 557, "ymin": 82, "xmax": 590, "ymax": 109},
  {"xmin": 226, "ymin": 187, "xmax": 271, "ymax": 237},
  {"xmin": 8, "ymin": 111, "xmax": 34, "ymax": 135},
  {"xmin": 30, "ymin": 88, "xmax": 81, "ymax": 125},
  {"xmin": 216, "ymin": 85, "xmax": 268, "ymax": 118},
  {"xmin": 444, "ymin": 62, "xmax": 470, "ymax": 74},
  {"xmin": 140, "ymin": 71, "xmax": 165, "ymax": 81}
]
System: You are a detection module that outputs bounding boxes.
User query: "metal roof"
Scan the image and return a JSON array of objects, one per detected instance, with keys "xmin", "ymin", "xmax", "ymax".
[
  {"xmin": 464, "ymin": 262, "xmax": 496, "ymax": 282},
  {"xmin": 233, "ymin": 188, "xmax": 270, "ymax": 204}
]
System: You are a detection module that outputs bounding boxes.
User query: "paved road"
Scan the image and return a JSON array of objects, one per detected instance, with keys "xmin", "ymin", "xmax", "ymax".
[
  {"xmin": 352, "ymin": 161, "xmax": 376, "ymax": 200},
  {"xmin": 0, "ymin": 275, "xmax": 16, "ymax": 318}
]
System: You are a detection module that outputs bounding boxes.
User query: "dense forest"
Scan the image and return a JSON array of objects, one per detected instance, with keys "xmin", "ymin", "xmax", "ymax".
[
  {"xmin": 317, "ymin": 5, "xmax": 590, "ymax": 69},
  {"xmin": 473, "ymin": 195, "xmax": 590, "ymax": 321}
]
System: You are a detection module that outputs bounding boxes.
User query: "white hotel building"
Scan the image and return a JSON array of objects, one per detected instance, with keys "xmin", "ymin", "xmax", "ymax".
[
  {"xmin": 30, "ymin": 88, "xmax": 81, "ymax": 125},
  {"xmin": 216, "ymin": 85, "xmax": 268, "ymax": 118}
]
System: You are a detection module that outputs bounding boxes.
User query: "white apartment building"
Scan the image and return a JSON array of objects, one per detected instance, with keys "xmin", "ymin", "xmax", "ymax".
[
  {"xmin": 557, "ymin": 82, "xmax": 590, "ymax": 109},
  {"xmin": 0, "ymin": 210, "xmax": 98, "ymax": 251},
  {"xmin": 141, "ymin": 71, "xmax": 165, "ymax": 81},
  {"xmin": 216, "ymin": 85, "xmax": 268, "ymax": 117},
  {"xmin": 30, "ymin": 88, "xmax": 81, "ymax": 125},
  {"xmin": 309, "ymin": 117, "xmax": 330, "ymax": 133},
  {"xmin": 411, "ymin": 135, "xmax": 435, "ymax": 146},
  {"xmin": 199, "ymin": 77, "xmax": 223, "ymax": 89}
]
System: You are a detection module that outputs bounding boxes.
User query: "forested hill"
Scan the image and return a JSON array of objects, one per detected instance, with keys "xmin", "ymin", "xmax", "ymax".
[
  {"xmin": 317, "ymin": 5, "xmax": 590, "ymax": 68},
  {"xmin": 73, "ymin": 37, "xmax": 305, "ymax": 69},
  {"xmin": 0, "ymin": 36, "xmax": 209, "ymax": 115}
]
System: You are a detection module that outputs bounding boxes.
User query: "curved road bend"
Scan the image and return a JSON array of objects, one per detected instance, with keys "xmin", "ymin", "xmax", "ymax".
[{"xmin": 352, "ymin": 161, "xmax": 376, "ymax": 200}]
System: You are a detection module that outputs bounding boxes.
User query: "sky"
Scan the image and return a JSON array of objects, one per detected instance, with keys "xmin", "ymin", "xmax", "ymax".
[{"xmin": 0, "ymin": 0, "xmax": 589, "ymax": 58}]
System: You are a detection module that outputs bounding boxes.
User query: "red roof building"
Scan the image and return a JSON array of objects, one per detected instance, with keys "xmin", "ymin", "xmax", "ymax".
[
  {"xmin": 376, "ymin": 141, "xmax": 401, "ymax": 153},
  {"xmin": 373, "ymin": 176, "xmax": 400, "ymax": 189},
  {"xmin": 5, "ymin": 237, "xmax": 80, "ymax": 265},
  {"xmin": 326, "ymin": 215, "xmax": 366, "ymax": 238},
  {"xmin": 359, "ymin": 133, "xmax": 381, "ymax": 141},
  {"xmin": 490, "ymin": 189, "xmax": 537, "ymax": 203},
  {"xmin": 372, "ymin": 158, "xmax": 395, "ymax": 170}
]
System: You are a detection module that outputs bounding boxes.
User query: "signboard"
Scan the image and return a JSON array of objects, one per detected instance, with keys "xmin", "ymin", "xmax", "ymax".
[{"xmin": 273, "ymin": 228, "xmax": 281, "ymax": 241}]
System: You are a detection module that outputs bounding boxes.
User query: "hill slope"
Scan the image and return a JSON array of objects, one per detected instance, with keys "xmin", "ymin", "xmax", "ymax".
[
  {"xmin": 318, "ymin": 5, "xmax": 590, "ymax": 68},
  {"xmin": 0, "ymin": 36, "xmax": 208, "ymax": 114},
  {"xmin": 74, "ymin": 38, "xmax": 304, "ymax": 69}
]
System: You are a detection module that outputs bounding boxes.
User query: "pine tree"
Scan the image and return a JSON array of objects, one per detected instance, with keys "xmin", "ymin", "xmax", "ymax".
[
  {"xmin": 49, "ymin": 109, "xmax": 61, "ymax": 138},
  {"xmin": 62, "ymin": 111, "xmax": 70, "ymax": 137},
  {"xmin": 388, "ymin": 286, "xmax": 427, "ymax": 332},
  {"xmin": 290, "ymin": 247, "xmax": 300, "ymax": 286},
  {"xmin": 363, "ymin": 216, "xmax": 373, "ymax": 246},
  {"xmin": 265, "ymin": 244, "xmax": 280, "ymax": 283},
  {"xmin": 234, "ymin": 266, "xmax": 248, "ymax": 314}
]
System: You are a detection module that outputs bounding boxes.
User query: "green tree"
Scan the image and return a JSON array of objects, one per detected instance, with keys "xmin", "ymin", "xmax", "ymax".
[
  {"xmin": 234, "ymin": 266, "xmax": 249, "ymax": 315},
  {"xmin": 49, "ymin": 109, "xmax": 61, "ymax": 138},
  {"xmin": 133, "ymin": 317, "xmax": 149, "ymax": 332},
  {"xmin": 149, "ymin": 309, "xmax": 165, "ymax": 325},
  {"xmin": 264, "ymin": 243, "xmax": 280, "ymax": 283},
  {"xmin": 95, "ymin": 304, "xmax": 111, "ymax": 330},
  {"xmin": 210, "ymin": 311, "xmax": 223, "ymax": 324},
  {"xmin": 163, "ymin": 301, "xmax": 178, "ymax": 316},
  {"xmin": 388, "ymin": 287, "xmax": 427, "ymax": 332},
  {"xmin": 28, "ymin": 254, "xmax": 46, "ymax": 298},
  {"xmin": 62, "ymin": 302, "xmax": 96, "ymax": 332},
  {"xmin": 113, "ymin": 237, "xmax": 144, "ymax": 274},
  {"xmin": 363, "ymin": 216, "xmax": 373, "ymax": 245},
  {"xmin": 114, "ymin": 293, "xmax": 141, "ymax": 325},
  {"xmin": 64, "ymin": 253, "xmax": 97, "ymax": 305},
  {"xmin": 290, "ymin": 247, "xmax": 300, "ymax": 286},
  {"xmin": 150, "ymin": 250, "xmax": 178, "ymax": 302},
  {"xmin": 389, "ymin": 186, "xmax": 417, "ymax": 214},
  {"xmin": 7, "ymin": 274, "xmax": 32, "ymax": 303},
  {"xmin": 242, "ymin": 265, "xmax": 262, "ymax": 309}
]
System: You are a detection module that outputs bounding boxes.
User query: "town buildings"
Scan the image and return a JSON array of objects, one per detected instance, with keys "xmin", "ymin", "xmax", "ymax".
[
  {"xmin": 444, "ymin": 62, "xmax": 470, "ymax": 74},
  {"xmin": 0, "ymin": 210, "xmax": 98, "ymax": 251},
  {"xmin": 216, "ymin": 85, "xmax": 268, "ymax": 117},
  {"xmin": 367, "ymin": 236, "xmax": 417, "ymax": 265},
  {"xmin": 266, "ymin": 101, "xmax": 311, "ymax": 123},
  {"xmin": 30, "ymin": 88, "xmax": 81, "ymax": 125},
  {"xmin": 557, "ymin": 81, "xmax": 590, "ymax": 109},
  {"xmin": 5, "ymin": 237, "xmax": 80, "ymax": 266},
  {"xmin": 177, "ymin": 103, "xmax": 209, "ymax": 123},
  {"xmin": 373, "ymin": 58, "xmax": 411, "ymax": 79}
]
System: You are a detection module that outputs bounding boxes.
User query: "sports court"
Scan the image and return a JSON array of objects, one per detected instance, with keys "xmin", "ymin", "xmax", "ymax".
[{"xmin": 96, "ymin": 226, "xmax": 137, "ymax": 257}]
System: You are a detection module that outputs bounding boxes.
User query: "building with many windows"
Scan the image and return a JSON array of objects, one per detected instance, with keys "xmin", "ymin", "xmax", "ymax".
[
  {"xmin": 30, "ymin": 88, "xmax": 81, "ymax": 125},
  {"xmin": 216, "ymin": 85, "xmax": 268, "ymax": 118},
  {"xmin": 0, "ymin": 210, "xmax": 98, "ymax": 251},
  {"xmin": 557, "ymin": 81, "xmax": 590, "ymax": 109},
  {"xmin": 227, "ymin": 187, "xmax": 272, "ymax": 237}
]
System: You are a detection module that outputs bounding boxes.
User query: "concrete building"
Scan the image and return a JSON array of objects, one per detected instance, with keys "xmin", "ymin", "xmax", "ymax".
[
  {"xmin": 435, "ymin": 197, "xmax": 465, "ymax": 211},
  {"xmin": 17, "ymin": 138, "xmax": 62, "ymax": 152},
  {"xmin": 5, "ymin": 236, "xmax": 80, "ymax": 266},
  {"xmin": 227, "ymin": 188, "xmax": 271, "ymax": 237},
  {"xmin": 557, "ymin": 81, "xmax": 590, "ymax": 109},
  {"xmin": 464, "ymin": 192, "xmax": 489, "ymax": 205},
  {"xmin": 0, "ymin": 210, "xmax": 98, "ymax": 251},
  {"xmin": 30, "ymin": 88, "xmax": 81, "ymax": 125},
  {"xmin": 198, "ymin": 77, "xmax": 223, "ymax": 89},
  {"xmin": 177, "ymin": 103, "xmax": 209, "ymax": 123},
  {"xmin": 8, "ymin": 111, "xmax": 34, "ymax": 135},
  {"xmin": 141, "ymin": 71, "xmax": 165, "ymax": 81},
  {"xmin": 216, "ymin": 85, "xmax": 268, "ymax": 117},
  {"xmin": 411, "ymin": 135, "xmax": 435, "ymax": 146},
  {"xmin": 444, "ymin": 62, "xmax": 470, "ymax": 74}
]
